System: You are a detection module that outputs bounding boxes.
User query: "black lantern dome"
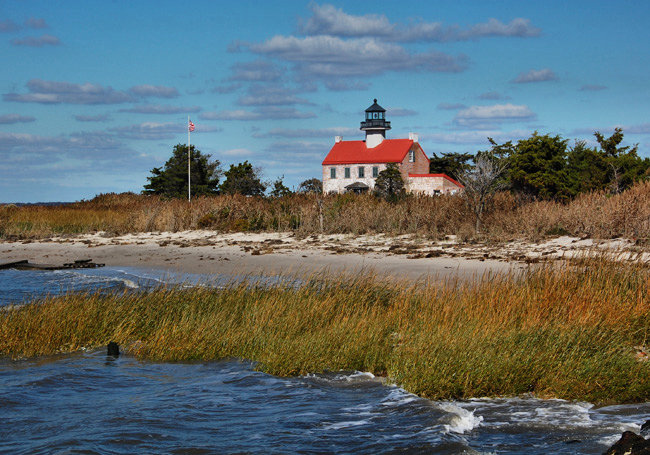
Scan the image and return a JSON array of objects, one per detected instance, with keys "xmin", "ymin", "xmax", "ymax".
[{"xmin": 360, "ymin": 99, "xmax": 391, "ymax": 133}]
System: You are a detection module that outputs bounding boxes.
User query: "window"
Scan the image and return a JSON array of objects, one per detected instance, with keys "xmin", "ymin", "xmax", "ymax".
[
  {"xmin": 358, "ymin": 166, "xmax": 365, "ymax": 178},
  {"xmin": 373, "ymin": 112, "xmax": 378, "ymax": 119},
  {"xmin": 379, "ymin": 112, "xmax": 383, "ymax": 119},
  {"xmin": 330, "ymin": 167, "xmax": 336, "ymax": 179},
  {"xmin": 366, "ymin": 112, "xmax": 372, "ymax": 120},
  {"xmin": 372, "ymin": 166, "xmax": 379, "ymax": 178},
  {"xmin": 344, "ymin": 167, "xmax": 351, "ymax": 178},
  {"xmin": 408, "ymin": 150, "xmax": 415, "ymax": 162}
]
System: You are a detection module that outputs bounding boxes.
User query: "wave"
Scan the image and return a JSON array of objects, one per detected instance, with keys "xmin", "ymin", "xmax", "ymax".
[{"xmin": 437, "ymin": 402, "xmax": 483, "ymax": 434}]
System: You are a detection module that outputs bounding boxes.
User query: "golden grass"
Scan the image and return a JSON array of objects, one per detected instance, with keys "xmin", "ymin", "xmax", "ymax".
[
  {"xmin": 2, "ymin": 258, "xmax": 648, "ymax": 403},
  {"xmin": 1, "ymin": 181, "xmax": 649, "ymax": 241}
]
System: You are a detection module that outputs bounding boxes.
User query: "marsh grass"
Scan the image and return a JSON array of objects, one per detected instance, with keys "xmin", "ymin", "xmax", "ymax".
[
  {"xmin": 1, "ymin": 259, "xmax": 648, "ymax": 403},
  {"xmin": 2, "ymin": 181, "xmax": 649, "ymax": 241}
]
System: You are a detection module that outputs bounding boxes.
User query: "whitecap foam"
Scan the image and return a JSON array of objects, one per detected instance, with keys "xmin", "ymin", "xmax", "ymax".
[
  {"xmin": 380, "ymin": 388, "xmax": 419, "ymax": 407},
  {"xmin": 119, "ymin": 279, "xmax": 139, "ymax": 289},
  {"xmin": 321, "ymin": 419, "xmax": 371, "ymax": 430},
  {"xmin": 333, "ymin": 371, "xmax": 375, "ymax": 381},
  {"xmin": 438, "ymin": 402, "xmax": 483, "ymax": 434}
]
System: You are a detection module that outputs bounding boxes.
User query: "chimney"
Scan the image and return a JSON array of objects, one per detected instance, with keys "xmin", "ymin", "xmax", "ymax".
[
  {"xmin": 335, "ymin": 136, "xmax": 342, "ymax": 143},
  {"xmin": 409, "ymin": 132, "xmax": 419, "ymax": 143}
]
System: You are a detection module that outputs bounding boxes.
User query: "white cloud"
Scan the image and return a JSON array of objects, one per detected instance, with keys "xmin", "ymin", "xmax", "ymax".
[
  {"xmin": 298, "ymin": 4, "xmax": 541, "ymax": 42},
  {"xmin": 623, "ymin": 123, "xmax": 650, "ymax": 135},
  {"xmin": 454, "ymin": 104, "xmax": 536, "ymax": 127},
  {"xmin": 579, "ymin": 84, "xmax": 607, "ymax": 91},
  {"xmin": 11, "ymin": 34, "xmax": 61, "ymax": 47},
  {"xmin": 119, "ymin": 104, "xmax": 201, "ymax": 114},
  {"xmin": 4, "ymin": 79, "xmax": 133, "ymax": 104},
  {"xmin": 0, "ymin": 114, "xmax": 36, "ymax": 124},
  {"xmin": 4, "ymin": 80, "xmax": 182, "ymax": 105},
  {"xmin": 298, "ymin": 3, "xmax": 394, "ymax": 38},
  {"xmin": 512, "ymin": 68, "xmax": 558, "ymax": 83},
  {"xmin": 462, "ymin": 17, "xmax": 541, "ymax": 40},
  {"xmin": 251, "ymin": 35, "xmax": 467, "ymax": 77},
  {"xmin": 437, "ymin": 103, "xmax": 466, "ymax": 110}
]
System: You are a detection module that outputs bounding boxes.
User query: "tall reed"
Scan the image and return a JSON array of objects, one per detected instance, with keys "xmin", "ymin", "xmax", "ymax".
[
  {"xmin": 2, "ymin": 259, "xmax": 648, "ymax": 403},
  {"xmin": 1, "ymin": 181, "xmax": 649, "ymax": 241}
]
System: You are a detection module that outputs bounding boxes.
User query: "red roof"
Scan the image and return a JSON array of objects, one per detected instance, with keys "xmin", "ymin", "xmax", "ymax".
[
  {"xmin": 322, "ymin": 139, "xmax": 414, "ymax": 165},
  {"xmin": 409, "ymin": 173, "xmax": 464, "ymax": 188}
]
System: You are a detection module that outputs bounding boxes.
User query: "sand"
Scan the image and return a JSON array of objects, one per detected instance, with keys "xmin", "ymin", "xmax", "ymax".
[{"xmin": 1, "ymin": 231, "xmax": 646, "ymax": 281}]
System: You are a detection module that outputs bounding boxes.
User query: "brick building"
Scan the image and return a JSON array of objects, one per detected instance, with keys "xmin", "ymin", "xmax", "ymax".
[{"xmin": 322, "ymin": 99, "xmax": 463, "ymax": 195}]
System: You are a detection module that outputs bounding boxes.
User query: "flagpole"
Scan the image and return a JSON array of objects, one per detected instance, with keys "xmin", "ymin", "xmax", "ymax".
[{"xmin": 187, "ymin": 115, "xmax": 191, "ymax": 202}]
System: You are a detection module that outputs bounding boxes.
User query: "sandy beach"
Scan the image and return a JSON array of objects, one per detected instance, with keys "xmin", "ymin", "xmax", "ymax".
[{"xmin": 2, "ymin": 231, "xmax": 646, "ymax": 281}]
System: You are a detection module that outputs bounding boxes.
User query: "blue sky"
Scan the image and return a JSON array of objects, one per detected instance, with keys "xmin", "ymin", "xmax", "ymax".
[{"xmin": 1, "ymin": 0, "xmax": 649, "ymax": 202}]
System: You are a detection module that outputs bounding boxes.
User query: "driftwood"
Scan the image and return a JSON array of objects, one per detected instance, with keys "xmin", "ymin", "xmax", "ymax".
[{"xmin": 0, "ymin": 259, "xmax": 105, "ymax": 271}]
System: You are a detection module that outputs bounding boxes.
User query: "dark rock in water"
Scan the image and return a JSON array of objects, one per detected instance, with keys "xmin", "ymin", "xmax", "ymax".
[
  {"xmin": 107, "ymin": 342, "xmax": 120, "ymax": 357},
  {"xmin": 604, "ymin": 431, "xmax": 650, "ymax": 455},
  {"xmin": 641, "ymin": 420, "xmax": 650, "ymax": 438}
]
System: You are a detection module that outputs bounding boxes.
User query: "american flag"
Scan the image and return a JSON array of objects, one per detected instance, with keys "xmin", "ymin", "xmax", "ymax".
[{"xmin": 188, "ymin": 120, "xmax": 195, "ymax": 132}]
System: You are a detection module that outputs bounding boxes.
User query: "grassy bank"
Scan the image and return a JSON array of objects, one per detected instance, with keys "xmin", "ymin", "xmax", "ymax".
[
  {"xmin": 1, "ymin": 181, "xmax": 649, "ymax": 241},
  {"xmin": 1, "ymin": 259, "xmax": 648, "ymax": 403}
]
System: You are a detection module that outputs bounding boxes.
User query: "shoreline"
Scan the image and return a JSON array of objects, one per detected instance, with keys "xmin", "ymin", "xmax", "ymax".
[{"xmin": 2, "ymin": 231, "xmax": 647, "ymax": 281}]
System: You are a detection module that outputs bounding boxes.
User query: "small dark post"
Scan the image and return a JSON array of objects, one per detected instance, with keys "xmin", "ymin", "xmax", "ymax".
[{"xmin": 107, "ymin": 341, "xmax": 120, "ymax": 357}]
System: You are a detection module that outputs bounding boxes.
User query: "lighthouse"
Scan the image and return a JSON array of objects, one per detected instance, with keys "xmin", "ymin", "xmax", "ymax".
[
  {"xmin": 321, "ymin": 99, "xmax": 464, "ymax": 195},
  {"xmin": 360, "ymin": 99, "xmax": 391, "ymax": 148}
]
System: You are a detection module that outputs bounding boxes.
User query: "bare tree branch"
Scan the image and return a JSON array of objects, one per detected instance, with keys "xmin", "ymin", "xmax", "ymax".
[{"xmin": 458, "ymin": 155, "xmax": 508, "ymax": 233}]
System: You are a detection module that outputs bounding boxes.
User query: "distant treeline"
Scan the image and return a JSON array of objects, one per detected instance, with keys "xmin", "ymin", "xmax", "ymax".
[{"xmin": 430, "ymin": 128, "xmax": 650, "ymax": 201}]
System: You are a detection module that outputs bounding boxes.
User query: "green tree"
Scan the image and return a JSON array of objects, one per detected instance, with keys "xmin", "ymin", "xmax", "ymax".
[
  {"xmin": 374, "ymin": 163, "xmax": 404, "ymax": 201},
  {"xmin": 428, "ymin": 152, "xmax": 474, "ymax": 180},
  {"xmin": 220, "ymin": 161, "xmax": 266, "ymax": 196},
  {"xmin": 143, "ymin": 144, "xmax": 221, "ymax": 198},
  {"xmin": 269, "ymin": 175, "xmax": 292, "ymax": 198},
  {"xmin": 594, "ymin": 128, "xmax": 649, "ymax": 193},
  {"xmin": 508, "ymin": 132, "xmax": 571, "ymax": 200},
  {"xmin": 565, "ymin": 140, "xmax": 609, "ymax": 195},
  {"xmin": 297, "ymin": 178, "xmax": 323, "ymax": 193}
]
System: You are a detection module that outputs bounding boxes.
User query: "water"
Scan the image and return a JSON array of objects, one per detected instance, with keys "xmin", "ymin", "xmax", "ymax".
[
  {"xmin": 0, "ymin": 266, "xmax": 215, "ymax": 306},
  {"xmin": 1, "ymin": 268, "xmax": 648, "ymax": 453}
]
